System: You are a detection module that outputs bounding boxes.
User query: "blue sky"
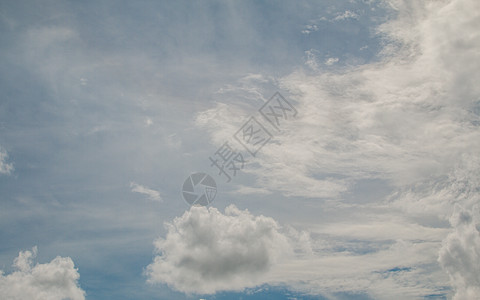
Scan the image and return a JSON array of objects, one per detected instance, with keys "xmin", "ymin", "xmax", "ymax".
[{"xmin": 1, "ymin": 1, "xmax": 480, "ymax": 299}]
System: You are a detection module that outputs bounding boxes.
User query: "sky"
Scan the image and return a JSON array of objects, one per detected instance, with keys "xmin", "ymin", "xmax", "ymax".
[{"xmin": 0, "ymin": 0, "xmax": 479, "ymax": 299}]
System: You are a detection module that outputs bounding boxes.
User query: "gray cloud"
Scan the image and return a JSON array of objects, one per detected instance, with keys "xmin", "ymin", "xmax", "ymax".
[
  {"xmin": 146, "ymin": 205, "xmax": 294, "ymax": 294},
  {"xmin": 439, "ymin": 205, "xmax": 480, "ymax": 300}
]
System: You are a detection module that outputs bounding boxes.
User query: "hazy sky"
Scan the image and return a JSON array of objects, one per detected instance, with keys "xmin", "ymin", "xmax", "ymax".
[{"xmin": 1, "ymin": 0, "xmax": 479, "ymax": 299}]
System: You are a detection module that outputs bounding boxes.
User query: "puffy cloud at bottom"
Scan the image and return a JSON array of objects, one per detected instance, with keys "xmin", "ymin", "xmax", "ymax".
[
  {"xmin": 146, "ymin": 205, "xmax": 294, "ymax": 294},
  {"xmin": 0, "ymin": 247, "xmax": 85, "ymax": 300},
  {"xmin": 439, "ymin": 205, "xmax": 480, "ymax": 300},
  {"xmin": 146, "ymin": 204, "xmax": 451, "ymax": 298}
]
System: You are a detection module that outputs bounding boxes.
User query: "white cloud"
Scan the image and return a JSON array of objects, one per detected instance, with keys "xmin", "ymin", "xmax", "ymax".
[
  {"xmin": 301, "ymin": 24, "xmax": 319, "ymax": 35},
  {"xmin": 390, "ymin": 154, "xmax": 480, "ymax": 221},
  {"xmin": 165, "ymin": 133, "xmax": 182, "ymax": 150},
  {"xmin": 130, "ymin": 182, "xmax": 162, "ymax": 202},
  {"xmin": 0, "ymin": 247, "xmax": 85, "ymax": 300},
  {"xmin": 439, "ymin": 205, "xmax": 480, "ymax": 300},
  {"xmin": 230, "ymin": 185, "xmax": 273, "ymax": 195},
  {"xmin": 197, "ymin": 0, "xmax": 480, "ymax": 199},
  {"xmin": 324, "ymin": 57, "xmax": 339, "ymax": 66},
  {"xmin": 193, "ymin": 0, "xmax": 480, "ymax": 297},
  {"xmin": 304, "ymin": 49, "xmax": 320, "ymax": 70},
  {"xmin": 145, "ymin": 117, "xmax": 153, "ymax": 127},
  {"xmin": 267, "ymin": 239, "xmax": 448, "ymax": 299},
  {"xmin": 313, "ymin": 217, "xmax": 449, "ymax": 242},
  {"xmin": 0, "ymin": 147, "xmax": 14, "ymax": 175},
  {"xmin": 333, "ymin": 10, "xmax": 359, "ymax": 21},
  {"xmin": 146, "ymin": 205, "xmax": 295, "ymax": 294},
  {"xmin": 214, "ymin": 73, "xmax": 275, "ymax": 104},
  {"xmin": 147, "ymin": 204, "xmax": 451, "ymax": 298}
]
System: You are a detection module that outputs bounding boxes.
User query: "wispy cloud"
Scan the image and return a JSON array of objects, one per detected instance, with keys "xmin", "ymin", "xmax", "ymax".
[
  {"xmin": 0, "ymin": 147, "xmax": 13, "ymax": 175},
  {"xmin": 130, "ymin": 182, "xmax": 162, "ymax": 202},
  {"xmin": 193, "ymin": 0, "xmax": 480, "ymax": 297},
  {"xmin": 301, "ymin": 24, "xmax": 319, "ymax": 35},
  {"xmin": 231, "ymin": 185, "xmax": 273, "ymax": 196},
  {"xmin": 333, "ymin": 10, "xmax": 359, "ymax": 21},
  {"xmin": 324, "ymin": 57, "xmax": 339, "ymax": 65}
]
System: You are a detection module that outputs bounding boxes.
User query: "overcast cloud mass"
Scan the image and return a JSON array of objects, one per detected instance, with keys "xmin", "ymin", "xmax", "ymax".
[{"xmin": 1, "ymin": 0, "xmax": 479, "ymax": 299}]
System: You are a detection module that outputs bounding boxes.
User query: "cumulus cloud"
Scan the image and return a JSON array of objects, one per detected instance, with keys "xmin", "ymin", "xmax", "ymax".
[
  {"xmin": 0, "ymin": 247, "xmax": 85, "ymax": 300},
  {"xmin": 439, "ymin": 206, "xmax": 480, "ymax": 300},
  {"xmin": 130, "ymin": 182, "xmax": 162, "ymax": 202},
  {"xmin": 146, "ymin": 205, "xmax": 295, "ymax": 294},
  {"xmin": 146, "ymin": 204, "xmax": 450, "ymax": 298},
  {"xmin": 0, "ymin": 147, "xmax": 14, "ymax": 175}
]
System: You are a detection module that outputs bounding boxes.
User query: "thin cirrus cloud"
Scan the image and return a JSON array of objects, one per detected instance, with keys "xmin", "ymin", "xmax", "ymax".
[
  {"xmin": 191, "ymin": 0, "xmax": 480, "ymax": 298},
  {"xmin": 130, "ymin": 182, "xmax": 162, "ymax": 202},
  {"xmin": 197, "ymin": 0, "xmax": 480, "ymax": 201}
]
